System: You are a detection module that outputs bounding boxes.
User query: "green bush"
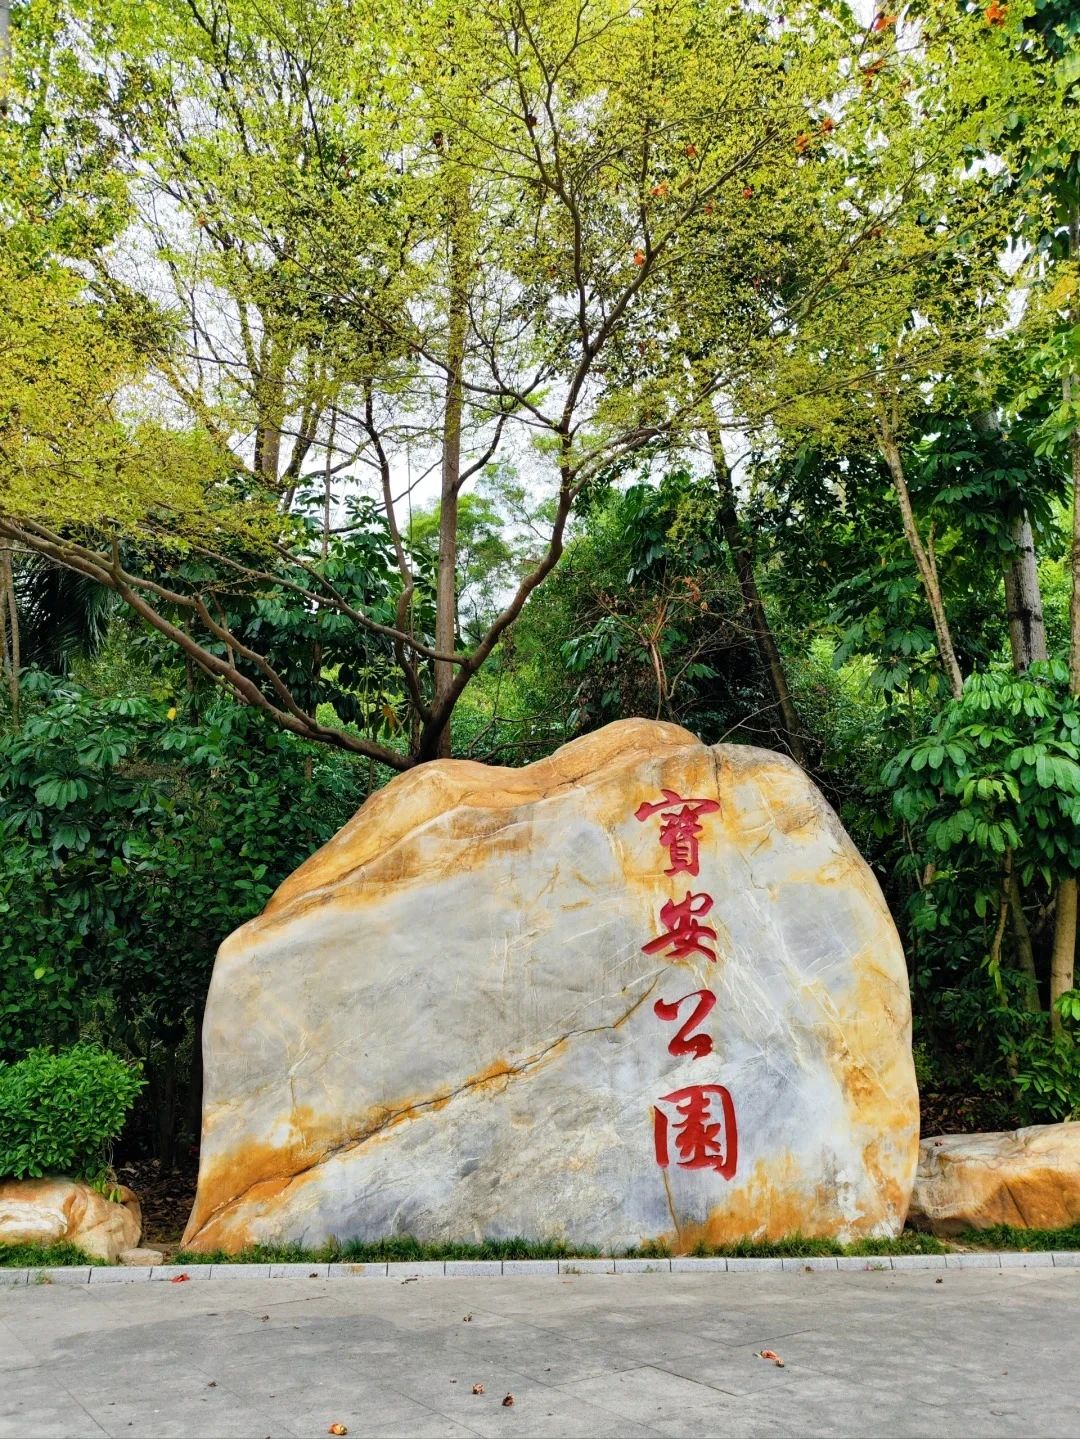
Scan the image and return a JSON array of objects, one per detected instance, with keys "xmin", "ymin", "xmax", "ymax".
[{"xmin": 0, "ymin": 1043, "xmax": 143, "ymax": 1182}]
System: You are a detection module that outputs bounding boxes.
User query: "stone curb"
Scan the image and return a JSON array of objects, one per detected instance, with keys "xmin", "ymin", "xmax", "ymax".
[{"xmin": 3, "ymin": 1252, "xmax": 1076, "ymax": 1284}]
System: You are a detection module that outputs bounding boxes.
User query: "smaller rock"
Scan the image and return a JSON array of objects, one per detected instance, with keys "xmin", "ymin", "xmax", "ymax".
[
  {"xmin": 910, "ymin": 1122, "xmax": 1080, "ymax": 1234},
  {"xmin": 119, "ymin": 1247, "xmax": 163, "ymax": 1266},
  {"xmin": 0, "ymin": 1178, "xmax": 141, "ymax": 1261}
]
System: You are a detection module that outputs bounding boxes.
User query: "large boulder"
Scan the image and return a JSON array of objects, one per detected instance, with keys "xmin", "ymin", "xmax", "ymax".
[
  {"xmin": 910, "ymin": 1122, "xmax": 1080, "ymax": 1234},
  {"xmin": 183, "ymin": 719, "xmax": 918, "ymax": 1253},
  {"xmin": 0, "ymin": 1178, "xmax": 141, "ymax": 1260}
]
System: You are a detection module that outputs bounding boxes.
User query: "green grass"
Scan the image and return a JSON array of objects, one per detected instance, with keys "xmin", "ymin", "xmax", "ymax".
[
  {"xmin": 171, "ymin": 1235, "xmax": 605, "ymax": 1265},
  {"xmin": 627, "ymin": 1230, "xmax": 948, "ymax": 1259},
  {"xmin": 0, "ymin": 1242, "xmax": 102, "ymax": 1268},
  {"xmin": 7, "ymin": 1223, "xmax": 1078, "ymax": 1269},
  {"xmin": 951, "ymin": 1222, "xmax": 1080, "ymax": 1252}
]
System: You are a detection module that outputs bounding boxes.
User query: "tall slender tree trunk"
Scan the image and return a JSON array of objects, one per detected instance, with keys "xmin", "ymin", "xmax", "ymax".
[
  {"xmin": 433, "ymin": 187, "xmax": 469, "ymax": 760},
  {"xmin": 704, "ymin": 414, "xmax": 806, "ymax": 766},
  {"xmin": 0, "ymin": 546, "xmax": 19, "ymax": 724},
  {"xmin": 972, "ymin": 410, "xmax": 1048, "ymax": 673},
  {"xmin": 1009, "ymin": 872, "xmax": 1041, "ymax": 1012},
  {"xmin": 1004, "ymin": 513, "xmax": 1048, "ymax": 673},
  {"xmin": 254, "ymin": 331, "xmax": 286, "ymax": 485},
  {"xmin": 1051, "ymin": 206, "xmax": 1080, "ymax": 1036},
  {"xmin": 878, "ymin": 430, "xmax": 964, "ymax": 701}
]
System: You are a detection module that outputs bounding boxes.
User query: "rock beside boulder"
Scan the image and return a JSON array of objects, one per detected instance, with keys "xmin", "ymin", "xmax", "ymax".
[
  {"xmin": 118, "ymin": 1247, "xmax": 164, "ymax": 1266},
  {"xmin": 910, "ymin": 1122, "xmax": 1080, "ymax": 1234},
  {"xmin": 184, "ymin": 718, "xmax": 919, "ymax": 1254},
  {"xmin": 0, "ymin": 1178, "xmax": 141, "ymax": 1260}
]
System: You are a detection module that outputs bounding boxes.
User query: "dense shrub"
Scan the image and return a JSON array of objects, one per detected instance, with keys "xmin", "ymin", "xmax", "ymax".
[
  {"xmin": 0, "ymin": 670, "xmax": 362, "ymax": 1160},
  {"xmin": 0, "ymin": 1043, "xmax": 144, "ymax": 1181}
]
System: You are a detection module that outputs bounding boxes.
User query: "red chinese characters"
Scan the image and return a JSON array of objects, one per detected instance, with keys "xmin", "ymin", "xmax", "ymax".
[
  {"xmin": 653, "ymin": 990, "xmax": 716, "ymax": 1059},
  {"xmin": 642, "ymin": 891, "xmax": 718, "ymax": 963},
  {"xmin": 636, "ymin": 783, "xmax": 738, "ymax": 1181},
  {"xmin": 653, "ymin": 1085, "xmax": 738, "ymax": 1179},
  {"xmin": 635, "ymin": 789, "xmax": 721, "ymax": 877}
]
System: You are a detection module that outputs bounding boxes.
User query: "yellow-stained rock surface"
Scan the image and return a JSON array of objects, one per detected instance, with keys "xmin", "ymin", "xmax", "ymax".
[
  {"xmin": 0, "ymin": 1178, "xmax": 141, "ymax": 1260},
  {"xmin": 182, "ymin": 719, "xmax": 919, "ymax": 1253},
  {"xmin": 909, "ymin": 1122, "xmax": 1080, "ymax": 1234}
]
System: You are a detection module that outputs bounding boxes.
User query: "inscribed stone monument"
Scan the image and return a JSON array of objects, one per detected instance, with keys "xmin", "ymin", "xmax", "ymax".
[{"xmin": 182, "ymin": 719, "xmax": 919, "ymax": 1252}]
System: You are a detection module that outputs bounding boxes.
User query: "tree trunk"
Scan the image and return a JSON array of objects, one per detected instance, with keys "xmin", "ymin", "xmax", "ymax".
[
  {"xmin": 1051, "ymin": 876, "xmax": 1077, "ymax": 1035},
  {"xmin": 972, "ymin": 410, "xmax": 1048, "ymax": 673},
  {"xmin": 1009, "ymin": 872, "xmax": 1041, "ymax": 1013},
  {"xmin": 433, "ymin": 189, "xmax": 469, "ymax": 760},
  {"xmin": 254, "ymin": 331, "xmax": 285, "ymax": 485},
  {"xmin": 185, "ymin": 1004, "xmax": 205, "ymax": 1155},
  {"xmin": 1004, "ymin": 513, "xmax": 1048, "ymax": 673},
  {"xmin": 156, "ymin": 1046, "xmax": 178, "ymax": 1170},
  {"xmin": 1051, "ymin": 206, "xmax": 1080, "ymax": 1035},
  {"xmin": 878, "ymin": 431, "xmax": 964, "ymax": 701},
  {"xmin": 704, "ymin": 414, "xmax": 806, "ymax": 767},
  {"xmin": 0, "ymin": 547, "xmax": 19, "ymax": 724}
]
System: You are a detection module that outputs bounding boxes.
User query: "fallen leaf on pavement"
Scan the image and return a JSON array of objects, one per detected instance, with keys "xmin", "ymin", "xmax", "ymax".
[
  {"xmin": 472, "ymin": 1383, "xmax": 485, "ymax": 1395},
  {"xmin": 502, "ymin": 1394, "xmax": 515, "ymax": 1407},
  {"xmin": 463, "ymin": 1314, "xmax": 473, "ymax": 1322},
  {"xmin": 170, "ymin": 1274, "xmax": 190, "ymax": 1284},
  {"xmin": 328, "ymin": 1425, "xmax": 348, "ymax": 1435},
  {"xmin": 757, "ymin": 1350, "xmax": 785, "ymax": 1366}
]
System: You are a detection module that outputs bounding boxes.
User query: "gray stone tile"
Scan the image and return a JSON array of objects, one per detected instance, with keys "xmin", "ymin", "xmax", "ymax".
[
  {"xmin": 251, "ymin": 1374, "xmax": 477, "ymax": 1438},
  {"xmin": 945, "ymin": 1253, "xmax": 1001, "ymax": 1269},
  {"xmin": 268, "ymin": 1263, "xmax": 330, "ymax": 1279},
  {"xmin": 835, "ymin": 1256, "xmax": 890, "ymax": 1272},
  {"xmin": 557, "ymin": 1361, "xmax": 733, "ymax": 1425},
  {"xmin": 35, "ymin": 1267, "xmax": 92, "ymax": 1285},
  {"xmin": 500, "ymin": 1260, "xmax": 559, "ymax": 1276},
  {"xmin": 558, "ymin": 1258, "xmax": 614, "ymax": 1274},
  {"xmin": 780, "ymin": 1256, "xmax": 838, "ymax": 1272},
  {"xmin": 671, "ymin": 1257, "xmax": 727, "ymax": 1272},
  {"xmin": 0, "ymin": 1272, "xmax": 27, "ymax": 1287},
  {"xmin": 997, "ymin": 1251, "xmax": 1053, "ymax": 1268},
  {"xmin": 387, "ymin": 1260, "xmax": 446, "ymax": 1280},
  {"xmin": 90, "ymin": 1266, "xmax": 148, "ymax": 1284},
  {"xmin": 210, "ymin": 1263, "xmax": 271, "ymax": 1280},
  {"xmin": 890, "ymin": 1254, "xmax": 946, "ymax": 1270},
  {"xmin": 726, "ymin": 1257, "xmax": 783, "ymax": 1272},
  {"xmin": 326, "ymin": 1261, "xmax": 388, "ymax": 1278},
  {"xmin": 0, "ymin": 1398, "xmax": 109, "ymax": 1438},
  {"xmin": 614, "ymin": 1258, "xmax": 672, "ymax": 1274},
  {"xmin": 1051, "ymin": 1251, "xmax": 1080, "ymax": 1267},
  {"xmin": 443, "ymin": 1260, "xmax": 502, "ymax": 1277},
  {"xmin": 411, "ymin": 1373, "xmax": 660, "ymax": 1438},
  {"xmin": 150, "ymin": 1265, "xmax": 213, "ymax": 1281}
]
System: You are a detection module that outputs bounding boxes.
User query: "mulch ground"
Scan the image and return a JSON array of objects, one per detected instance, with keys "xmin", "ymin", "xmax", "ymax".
[{"xmin": 115, "ymin": 1158, "xmax": 199, "ymax": 1251}]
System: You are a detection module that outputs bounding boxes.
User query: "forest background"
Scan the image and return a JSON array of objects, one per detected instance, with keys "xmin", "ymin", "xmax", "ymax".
[{"xmin": 1, "ymin": 0, "xmax": 1079, "ymax": 1191}]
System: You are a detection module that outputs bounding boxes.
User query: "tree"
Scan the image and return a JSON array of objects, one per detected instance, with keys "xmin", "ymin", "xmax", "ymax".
[{"xmin": 1, "ymin": 0, "xmax": 927, "ymax": 767}]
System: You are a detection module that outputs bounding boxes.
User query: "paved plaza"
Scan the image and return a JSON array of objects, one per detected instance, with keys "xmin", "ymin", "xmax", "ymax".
[{"xmin": 1, "ymin": 1267, "xmax": 1077, "ymax": 1439}]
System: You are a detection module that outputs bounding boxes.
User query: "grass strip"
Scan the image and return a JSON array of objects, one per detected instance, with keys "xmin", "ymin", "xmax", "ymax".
[
  {"xmin": 6, "ymin": 1223, "xmax": 1078, "ymax": 1268},
  {"xmin": 949, "ymin": 1222, "xmax": 1080, "ymax": 1252},
  {"xmin": 0, "ymin": 1242, "xmax": 103, "ymax": 1268}
]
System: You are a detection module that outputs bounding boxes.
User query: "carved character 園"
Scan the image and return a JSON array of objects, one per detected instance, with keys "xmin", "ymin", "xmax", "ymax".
[{"xmin": 653, "ymin": 1084, "xmax": 738, "ymax": 1179}]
